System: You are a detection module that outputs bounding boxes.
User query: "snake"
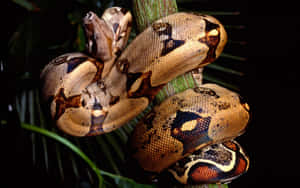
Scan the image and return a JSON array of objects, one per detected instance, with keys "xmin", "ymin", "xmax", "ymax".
[{"xmin": 40, "ymin": 7, "xmax": 250, "ymax": 185}]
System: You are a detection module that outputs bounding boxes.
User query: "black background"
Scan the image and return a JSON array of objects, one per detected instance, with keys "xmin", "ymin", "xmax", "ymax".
[
  {"xmin": 2, "ymin": 0, "xmax": 300, "ymax": 187},
  {"xmin": 234, "ymin": 0, "xmax": 300, "ymax": 187}
]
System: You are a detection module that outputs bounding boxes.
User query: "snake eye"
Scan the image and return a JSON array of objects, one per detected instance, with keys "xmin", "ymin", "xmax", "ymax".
[{"xmin": 85, "ymin": 11, "xmax": 94, "ymax": 20}]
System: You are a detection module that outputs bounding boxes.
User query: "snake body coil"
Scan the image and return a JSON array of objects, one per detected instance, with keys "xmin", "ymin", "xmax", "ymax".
[
  {"xmin": 40, "ymin": 7, "xmax": 250, "ymax": 185},
  {"xmin": 130, "ymin": 84, "xmax": 249, "ymax": 173}
]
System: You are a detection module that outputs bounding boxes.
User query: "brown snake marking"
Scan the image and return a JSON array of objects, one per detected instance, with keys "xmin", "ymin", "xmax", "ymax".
[
  {"xmin": 151, "ymin": 22, "xmax": 186, "ymax": 56},
  {"xmin": 53, "ymin": 88, "xmax": 81, "ymax": 120},
  {"xmin": 198, "ymin": 19, "xmax": 221, "ymax": 65},
  {"xmin": 170, "ymin": 110, "xmax": 212, "ymax": 154},
  {"xmin": 127, "ymin": 71, "xmax": 164, "ymax": 100}
]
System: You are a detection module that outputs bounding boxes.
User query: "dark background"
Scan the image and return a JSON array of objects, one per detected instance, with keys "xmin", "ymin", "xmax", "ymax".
[
  {"xmin": 235, "ymin": 0, "xmax": 300, "ymax": 187},
  {"xmin": 2, "ymin": 0, "xmax": 300, "ymax": 187}
]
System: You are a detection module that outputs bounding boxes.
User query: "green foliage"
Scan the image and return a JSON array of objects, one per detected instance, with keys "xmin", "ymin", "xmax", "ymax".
[
  {"xmin": 21, "ymin": 123, "xmax": 156, "ymax": 188},
  {"xmin": 7, "ymin": 0, "xmax": 247, "ymax": 187},
  {"xmin": 12, "ymin": 0, "xmax": 37, "ymax": 11}
]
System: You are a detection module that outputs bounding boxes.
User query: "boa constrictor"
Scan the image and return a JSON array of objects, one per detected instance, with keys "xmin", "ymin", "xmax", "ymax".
[{"xmin": 40, "ymin": 7, "xmax": 250, "ymax": 185}]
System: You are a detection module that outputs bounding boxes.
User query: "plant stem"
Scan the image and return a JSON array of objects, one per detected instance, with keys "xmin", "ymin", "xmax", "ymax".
[
  {"xmin": 131, "ymin": 1, "xmax": 228, "ymax": 188},
  {"xmin": 132, "ymin": 0, "xmax": 178, "ymax": 32}
]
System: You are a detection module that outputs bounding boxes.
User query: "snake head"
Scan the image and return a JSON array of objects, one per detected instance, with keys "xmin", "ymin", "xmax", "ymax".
[
  {"xmin": 83, "ymin": 8, "xmax": 132, "ymax": 77},
  {"xmin": 83, "ymin": 11, "xmax": 114, "ymax": 62}
]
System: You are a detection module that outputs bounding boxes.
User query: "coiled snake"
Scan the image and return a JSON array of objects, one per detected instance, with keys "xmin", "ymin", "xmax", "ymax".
[{"xmin": 40, "ymin": 7, "xmax": 250, "ymax": 185}]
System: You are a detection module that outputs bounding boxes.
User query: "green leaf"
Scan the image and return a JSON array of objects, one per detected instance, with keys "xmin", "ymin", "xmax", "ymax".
[
  {"xmin": 70, "ymin": 150, "xmax": 80, "ymax": 178},
  {"xmin": 12, "ymin": 0, "xmax": 37, "ymax": 11},
  {"xmin": 8, "ymin": 17, "xmax": 41, "ymax": 67},
  {"xmin": 28, "ymin": 89, "xmax": 37, "ymax": 165},
  {"xmin": 113, "ymin": 127, "xmax": 129, "ymax": 144},
  {"xmin": 104, "ymin": 133, "xmax": 126, "ymax": 162},
  {"xmin": 35, "ymin": 90, "xmax": 50, "ymax": 171},
  {"xmin": 55, "ymin": 143, "xmax": 65, "ymax": 181},
  {"xmin": 75, "ymin": 24, "xmax": 86, "ymax": 51},
  {"xmin": 20, "ymin": 123, "xmax": 104, "ymax": 187},
  {"xmin": 206, "ymin": 63, "xmax": 244, "ymax": 76},
  {"xmin": 20, "ymin": 123, "xmax": 153, "ymax": 188},
  {"xmin": 221, "ymin": 53, "xmax": 247, "ymax": 61},
  {"xmin": 203, "ymin": 74, "xmax": 240, "ymax": 91},
  {"xmin": 95, "ymin": 136, "xmax": 121, "ymax": 174},
  {"xmin": 99, "ymin": 170, "xmax": 156, "ymax": 188}
]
